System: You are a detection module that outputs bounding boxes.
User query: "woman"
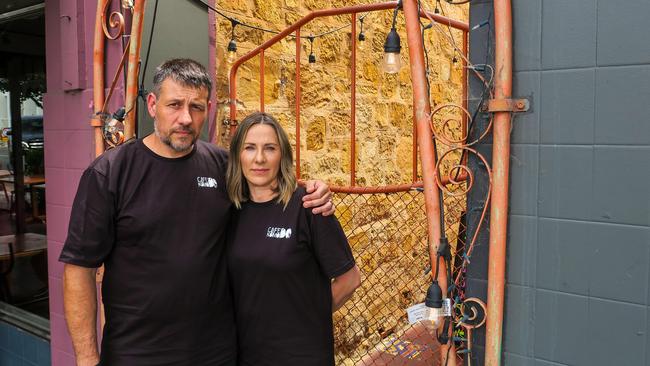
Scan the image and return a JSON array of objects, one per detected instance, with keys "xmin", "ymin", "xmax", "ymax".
[{"xmin": 226, "ymin": 112, "xmax": 361, "ymax": 366}]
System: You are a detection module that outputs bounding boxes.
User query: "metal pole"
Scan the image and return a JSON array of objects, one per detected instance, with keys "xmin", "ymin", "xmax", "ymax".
[
  {"xmin": 124, "ymin": 0, "xmax": 147, "ymax": 140},
  {"xmin": 260, "ymin": 49, "xmax": 265, "ymax": 112},
  {"xmin": 92, "ymin": 0, "xmax": 107, "ymax": 157},
  {"xmin": 485, "ymin": 0, "xmax": 513, "ymax": 364},
  {"xmin": 402, "ymin": 1, "xmax": 455, "ymax": 364},
  {"xmin": 295, "ymin": 28, "xmax": 301, "ymax": 179},
  {"xmin": 350, "ymin": 13, "xmax": 357, "ymax": 186}
]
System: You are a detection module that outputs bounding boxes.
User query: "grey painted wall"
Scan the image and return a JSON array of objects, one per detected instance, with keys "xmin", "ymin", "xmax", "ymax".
[
  {"xmin": 466, "ymin": 1, "xmax": 650, "ymax": 365},
  {"xmin": 136, "ymin": 0, "xmax": 209, "ymax": 139}
]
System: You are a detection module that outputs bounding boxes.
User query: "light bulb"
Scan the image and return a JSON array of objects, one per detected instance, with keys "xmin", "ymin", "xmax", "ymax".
[
  {"xmin": 422, "ymin": 280, "xmax": 444, "ymax": 334},
  {"xmin": 227, "ymin": 38, "xmax": 237, "ymax": 64},
  {"xmin": 382, "ymin": 52, "xmax": 401, "ymax": 74},
  {"xmin": 227, "ymin": 50, "xmax": 237, "ymax": 64},
  {"xmin": 423, "ymin": 306, "xmax": 444, "ymax": 333},
  {"xmin": 382, "ymin": 27, "xmax": 401, "ymax": 74}
]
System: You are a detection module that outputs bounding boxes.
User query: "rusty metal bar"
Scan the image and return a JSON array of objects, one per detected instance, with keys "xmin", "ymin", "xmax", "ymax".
[
  {"xmin": 295, "ymin": 28, "xmax": 301, "ymax": 179},
  {"xmin": 462, "ymin": 30, "xmax": 468, "ymax": 143},
  {"xmin": 403, "ymin": 1, "xmax": 455, "ymax": 365},
  {"xmin": 329, "ymin": 170, "xmax": 466, "ymax": 194},
  {"xmin": 92, "ymin": 0, "xmax": 107, "ymax": 157},
  {"xmin": 485, "ymin": 0, "xmax": 513, "ymax": 364},
  {"xmin": 412, "ymin": 115, "xmax": 418, "ymax": 183},
  {"xmin": 350, "ymin": 13, "xmax": 357, "ymax": 186},
  {"xmin": 260, "ymin": 49, "xmax": 265, "ymax": 112},
  {"xmin": 333, "ymin": 182, "xmax": 421, "ymax": 194},
  {"xmin": 124, "ymin": 0, "xmax": 146, "ymax": 140},
  {"xmin": 419, "ymin": 9, "xmax": 469, "ymax": 32}
]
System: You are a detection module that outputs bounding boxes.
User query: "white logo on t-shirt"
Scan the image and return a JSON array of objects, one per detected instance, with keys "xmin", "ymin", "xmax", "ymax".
[
  {"xmin": 197, "ymin": 177, "xmax": 218, "ymax": 188},
  {"xmin": 267, "ymin": 227, "xmax": 292, "ymax": 239}
]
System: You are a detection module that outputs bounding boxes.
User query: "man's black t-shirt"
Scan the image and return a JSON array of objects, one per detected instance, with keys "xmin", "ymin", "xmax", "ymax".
[
  {"xmin": 59, "ymin": 139, "xmax": 236, "ymax": 365},
  {"xmin": 228, "ymin": 187, "xmax": 355, "ymax": 366}
]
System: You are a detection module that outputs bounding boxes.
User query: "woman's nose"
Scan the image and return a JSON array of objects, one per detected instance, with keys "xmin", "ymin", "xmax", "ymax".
[{"xmin": 254, "ymin": 149, "xmax": 265, "ymax": 163}]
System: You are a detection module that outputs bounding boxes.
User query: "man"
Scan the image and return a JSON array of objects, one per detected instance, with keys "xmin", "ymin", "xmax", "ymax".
[{"xmin": 60, "ymin": 59, "xmax": 333, "ymax": 365}]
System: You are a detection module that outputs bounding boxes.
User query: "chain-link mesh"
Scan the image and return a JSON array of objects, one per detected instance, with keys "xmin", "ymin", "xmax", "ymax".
[{"xmin": 332, "ymin": 187, "xmax": 467, "ymax": 365}]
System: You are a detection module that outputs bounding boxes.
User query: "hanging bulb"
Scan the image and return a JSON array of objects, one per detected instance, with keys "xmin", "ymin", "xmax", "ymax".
[
  {"xmin": 227, "ymin": 19, "xmax": 239, "ymax": 65},
  {"xmin": 227, "ymin": 39, "xmax": 237, "ymax": 64},
  {"xmin": 382, "ymin": 27, "xmax": 401, "ymax": 74},
  {"xmin": 357, "ymin": 17, "xmax": 366, "ymax": 52},
  {"xmin": 307, "ymin": 36, "xmax": 316, "ymax": 64},
  {"xmin": 422, "ymin": 280, "xmax": 444, "ymax": 333}
]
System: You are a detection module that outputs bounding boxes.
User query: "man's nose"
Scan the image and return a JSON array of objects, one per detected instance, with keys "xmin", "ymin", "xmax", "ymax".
[{"xmin": 178, "ymin": 106, "xmax": 192, "ymax": 124}]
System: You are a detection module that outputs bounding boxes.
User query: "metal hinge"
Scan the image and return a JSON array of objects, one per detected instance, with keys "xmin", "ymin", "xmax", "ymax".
[{"xmin": 482, "ymin": 98, "xmax": 530, "ymax": 113}]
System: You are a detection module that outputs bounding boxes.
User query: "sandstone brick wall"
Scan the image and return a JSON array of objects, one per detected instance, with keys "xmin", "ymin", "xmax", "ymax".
[{"xmin": 213, "ymin": 0, "xmax": 468, "ymax": 188}]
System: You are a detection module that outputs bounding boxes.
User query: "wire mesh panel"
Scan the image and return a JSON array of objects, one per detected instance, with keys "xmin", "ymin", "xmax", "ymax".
[{"xmin": 332, "ymin": 188, "xmax": 466, "ymax": 365}]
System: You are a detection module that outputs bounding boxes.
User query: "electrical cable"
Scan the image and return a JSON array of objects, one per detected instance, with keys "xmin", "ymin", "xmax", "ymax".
[
  {"xmin": 193, "ymin": 0, "xmax": 370, "ymax": 40},
  {"xmin": 139, "ymin": 0, "xmax": 159, "ymax": 98}
]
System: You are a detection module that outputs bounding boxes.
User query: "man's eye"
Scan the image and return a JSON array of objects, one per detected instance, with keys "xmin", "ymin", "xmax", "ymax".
[{"xmin": 192, "ymin": 105, "xmax": 205, "ymax": 111}]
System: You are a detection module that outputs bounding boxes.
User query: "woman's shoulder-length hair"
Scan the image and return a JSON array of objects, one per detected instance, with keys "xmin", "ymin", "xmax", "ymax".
[{"xmin": 226, "ymin": 112, "xmax": 297, "ymax": 209}]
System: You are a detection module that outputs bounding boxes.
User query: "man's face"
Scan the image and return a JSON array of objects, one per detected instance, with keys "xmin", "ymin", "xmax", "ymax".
[{"xmin": 146, "ymin": 78, "xmax": 210, "ymax": 156}]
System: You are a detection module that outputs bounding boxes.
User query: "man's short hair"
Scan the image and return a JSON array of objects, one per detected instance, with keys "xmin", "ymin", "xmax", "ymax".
[{"xmin": 152, "ymin": 58, "xmax": 212, "ymax": 98}]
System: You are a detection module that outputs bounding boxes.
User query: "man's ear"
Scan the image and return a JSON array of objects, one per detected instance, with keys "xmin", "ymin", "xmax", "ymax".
[
  {"xmin": 146, "ymin": 93, "xmax": 157, "ymax": 118},
  {"xmin": 207, "ymin": 100, "xmax": 212, "ymax": 112}
]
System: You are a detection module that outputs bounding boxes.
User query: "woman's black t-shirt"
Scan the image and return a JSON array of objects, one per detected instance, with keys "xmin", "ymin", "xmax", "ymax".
[{"xmin": 227, "ymin": 187, "xmax": 355, "ymax": 366}]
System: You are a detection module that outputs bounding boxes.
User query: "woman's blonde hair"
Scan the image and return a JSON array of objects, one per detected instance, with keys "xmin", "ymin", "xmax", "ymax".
[{"xmin": 226, "ymin": 112, "xmax": 297, "ymax": 209}]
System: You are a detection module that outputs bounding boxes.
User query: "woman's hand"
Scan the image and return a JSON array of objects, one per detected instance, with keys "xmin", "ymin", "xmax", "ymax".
[{"xmin": 302, "ymin": 180, "xmax": 334, "ymax": 216}]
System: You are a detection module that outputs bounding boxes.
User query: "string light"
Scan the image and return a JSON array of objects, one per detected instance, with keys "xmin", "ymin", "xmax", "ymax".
[
  {"xmin": 382, "ymin": 1, "xmax": 402, "ymax": 74},
  {"xmin": 308, "ymin": 36, "xmax": 316, "ymax": 64},
  {"xmin": 357, "ymin": 16, "xmax": 367, "ymax": 52},
  {"xmin": 227, "ymin": 19, "xmax": 239, "ymax": 64}
]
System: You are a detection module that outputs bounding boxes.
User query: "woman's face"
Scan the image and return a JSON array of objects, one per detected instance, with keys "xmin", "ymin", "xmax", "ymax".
[{"xmin": 240, "ymin": 124, "xmax": 282, "ymax": 194}]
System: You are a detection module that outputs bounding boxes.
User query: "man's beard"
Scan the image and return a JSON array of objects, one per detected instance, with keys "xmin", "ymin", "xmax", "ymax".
[{"xmin": 154, "ymin": 123, "xmax": 197, "ymax": 153}]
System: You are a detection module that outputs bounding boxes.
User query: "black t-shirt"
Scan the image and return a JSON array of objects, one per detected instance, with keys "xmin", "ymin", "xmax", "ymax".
[
  {"xmin": 227, "ymin": 187, "xmax": 355, "ymax": 366},
  {"xmin": 60, "ymin": 139, "xmax": 236, "ymax": 365}
]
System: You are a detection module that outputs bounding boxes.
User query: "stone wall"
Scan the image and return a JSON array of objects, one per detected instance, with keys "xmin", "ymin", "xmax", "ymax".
[{"xmin": 213, "ymin": 0, "xmax": 468, "ymax": 188}]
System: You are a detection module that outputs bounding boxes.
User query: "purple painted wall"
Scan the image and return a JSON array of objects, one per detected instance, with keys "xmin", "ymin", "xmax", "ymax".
[{"xmin": 44, "ymin": 0, "xmax": 124, "ymax": 364}]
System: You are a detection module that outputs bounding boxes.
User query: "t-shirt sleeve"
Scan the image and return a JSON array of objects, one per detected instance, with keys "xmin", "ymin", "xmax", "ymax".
[
  {"xmin": 307, "ymin": 211, "xmax": 356, "ymax": 279},
  {"xmin": 59, "ymin": 166, "xmax": 115, "ymax": 268}
]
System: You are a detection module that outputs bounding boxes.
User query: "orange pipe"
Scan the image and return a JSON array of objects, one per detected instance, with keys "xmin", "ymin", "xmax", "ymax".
[
  {"xmin": 260, "ymin": 49, "xmax": 265, "ymax": 112},
  {"xmin": 484, "ymin": 0, "xmax": 513, "ymax": 364},
  {"xmin": 124, "ymin": 0, "xmax": 146, "ymax": 140},
  {"xmin": 419, "ymin": 9, "xmax": 470, "ymax": 32},
  {"xmin": 402, "ymin": 1, "xmax": 454, "ymax": 365},
  {"xmin": 295, "ymin": 28, "xmax": 301, "ymax": 180},
  {"xmin": 350, "ymin": 13, "xmax": 356, "ymax": 186},
  {"xmin": 329, "ymin": 171, "xmax": 467, "ymax": 194},
  {"xmin": 92, "ymin": 0, "xmax": 107, "ymax": 157}
]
